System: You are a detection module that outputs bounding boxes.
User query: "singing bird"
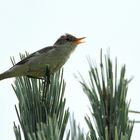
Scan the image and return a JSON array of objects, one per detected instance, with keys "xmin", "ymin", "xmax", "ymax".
[{"xmin": 0, "ymin": 34, "xmax": 85, "ymax": 81}]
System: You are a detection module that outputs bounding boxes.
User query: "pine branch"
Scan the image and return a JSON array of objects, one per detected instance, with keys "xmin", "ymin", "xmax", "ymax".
[
  {"xmin": 69, "ymin": 115, "xmax": 86, "ymax": 140},
  {"xmin": 80, "ymin": 50, "xmax": 134, "ymax": 140},
  {"xmin": 12, "ymin": 54, "xmax": 69, "ymax": 140}
]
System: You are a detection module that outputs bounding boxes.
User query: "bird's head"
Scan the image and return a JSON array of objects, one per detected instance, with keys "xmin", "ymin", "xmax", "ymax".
[{"xmin": 54, "ymin": 33, "xmax": 85, "ymax": 47}]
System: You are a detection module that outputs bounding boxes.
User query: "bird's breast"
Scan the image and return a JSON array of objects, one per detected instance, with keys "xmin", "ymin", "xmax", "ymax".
[{"xmin": 28, "ymin": 46, "xmax": 74, "ymax": 74}]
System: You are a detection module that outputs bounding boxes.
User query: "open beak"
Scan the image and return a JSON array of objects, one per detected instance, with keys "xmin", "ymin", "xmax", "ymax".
[{"xmin": 73, "ymin": 37, "xmax": 86, "ymax": 45}]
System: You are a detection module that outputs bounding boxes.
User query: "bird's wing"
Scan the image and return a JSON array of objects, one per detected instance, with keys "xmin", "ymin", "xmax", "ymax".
[{"xmin": 16, "ymin": 46, "xmax": 56, "ymax": 65}]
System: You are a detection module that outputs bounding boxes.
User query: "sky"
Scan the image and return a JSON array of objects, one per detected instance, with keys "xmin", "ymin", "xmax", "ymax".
[{"xmin": 0, "ymin": 0, "xmax": 140, "ymax": 139}]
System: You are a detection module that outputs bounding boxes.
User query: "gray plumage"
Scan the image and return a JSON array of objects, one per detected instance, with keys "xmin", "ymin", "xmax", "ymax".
[{"xmin": 0, "ymin": 33, "xmax": 85, "ymax": 80}]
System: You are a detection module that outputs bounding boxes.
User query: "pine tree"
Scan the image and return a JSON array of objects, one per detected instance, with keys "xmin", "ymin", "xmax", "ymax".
[
  {"xmin": 80, "ymin": 50, "xmax": 134, "ymax": 140},
  {"xmin": 11, "ymin": 50, "xmax": 134, "ymax": 140}
]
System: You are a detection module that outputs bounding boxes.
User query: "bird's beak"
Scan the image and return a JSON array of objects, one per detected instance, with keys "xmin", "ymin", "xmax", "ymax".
[{"xmin": 73, "ymin": 37, "xmax": 86, "ymax": 45}]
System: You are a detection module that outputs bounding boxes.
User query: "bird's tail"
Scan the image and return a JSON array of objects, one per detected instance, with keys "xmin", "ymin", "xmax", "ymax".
[
  {"xmin": 0, "ymin": 65, "xmax": 28, "ymax": 81},
  {"xmin": 0, "ymin": 71, "xmax": 13, "ymax": 81}
]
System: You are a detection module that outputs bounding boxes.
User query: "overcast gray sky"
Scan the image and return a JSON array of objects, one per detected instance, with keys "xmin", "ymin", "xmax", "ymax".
[{"xmin": 0, "ymin": 0, "xmax": 140, "ymax": 139}]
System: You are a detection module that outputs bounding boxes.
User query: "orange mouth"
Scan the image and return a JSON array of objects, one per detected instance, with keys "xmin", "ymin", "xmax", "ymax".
[{"xmin": 73, "ymin": 37, "xmax": 86, "ymax": 45}]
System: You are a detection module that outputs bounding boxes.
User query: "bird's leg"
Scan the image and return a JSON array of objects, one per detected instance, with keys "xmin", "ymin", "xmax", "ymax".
[
  {"xmin": 42, "ymin": 66, "xmax": 51, "ymax": 100},
  {"xmin": 45, "ymin": 66, "xmax": 50, "ymax": 84},
  {"xmin": 40, "ymin": 67, "xmax": 51, "ymax": 123}
]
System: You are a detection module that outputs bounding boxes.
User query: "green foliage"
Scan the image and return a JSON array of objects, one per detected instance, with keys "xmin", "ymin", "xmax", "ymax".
[
  {"xmin": 13, "ymin": 71, "xmax": 69, "ymax": 140},
  {"xmin": 69, "ymin": 115, "xmax": 87, "ymax": 140},
  {"xmin": 12, "ymin": 53, "xmax": 69, "ymax": 140},
  {"xmin": 80, "ymin": 50, "xmax": 134, "ymax": 140},
  {"xmin": 11, "ymin": 51, "xmax": 134, "ymax": 140}
]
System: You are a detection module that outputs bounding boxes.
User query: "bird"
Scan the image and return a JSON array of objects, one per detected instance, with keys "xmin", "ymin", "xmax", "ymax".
[{"xmin": 0, "ymin": 33, "xmax": 85, "ymax": 81}]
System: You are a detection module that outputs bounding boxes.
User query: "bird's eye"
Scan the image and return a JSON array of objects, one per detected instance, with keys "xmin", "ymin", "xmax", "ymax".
[{"xmin": 66, "ymin": 37, "xmax": 71, "ymax": 41}]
